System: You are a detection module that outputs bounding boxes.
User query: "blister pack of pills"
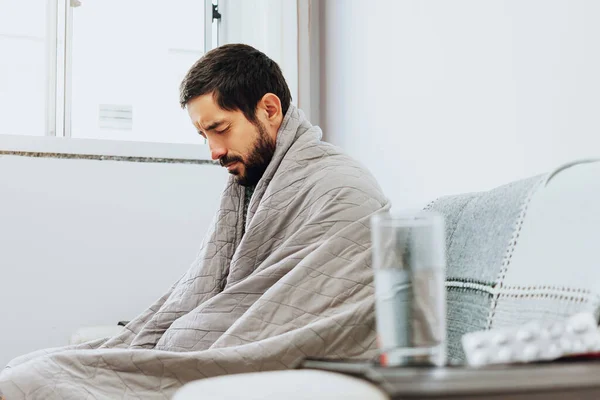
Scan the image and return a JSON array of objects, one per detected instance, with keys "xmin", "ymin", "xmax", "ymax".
[{"xmin": 462, "ymin": 312, "xmax": 600, "ymax": 367}]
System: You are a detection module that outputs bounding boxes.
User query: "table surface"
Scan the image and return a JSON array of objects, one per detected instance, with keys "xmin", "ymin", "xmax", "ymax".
[{"xmin": 298, "ymin": 358, "xmax": 600, "ymax": 399}]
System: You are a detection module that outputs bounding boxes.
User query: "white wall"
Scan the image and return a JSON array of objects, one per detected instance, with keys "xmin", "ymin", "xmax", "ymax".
[
  {"xmin": 321, "ymin": 0, "xmax": 600, "ymax": 209},
  {"xmin": 0, "ymin": 155, "xmax": 226, "ymax": 366}
]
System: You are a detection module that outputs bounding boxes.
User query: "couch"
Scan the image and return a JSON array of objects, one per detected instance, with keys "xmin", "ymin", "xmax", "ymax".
[{"xmin": 171, "ymin": 158, "xmax": 600, "ymax": 398}]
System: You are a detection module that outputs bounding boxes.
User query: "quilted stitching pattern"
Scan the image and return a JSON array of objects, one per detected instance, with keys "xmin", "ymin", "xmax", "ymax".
[{"xmin": 0, "ymin": 106, "xmax": 390, "ymax": 399}]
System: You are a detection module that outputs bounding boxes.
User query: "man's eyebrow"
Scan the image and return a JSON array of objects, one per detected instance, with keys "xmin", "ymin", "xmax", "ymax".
[
  {"xmin": 194, "ymin": 123, "xmax": 206, "ymax": 137},
  {"xmin": 203, "ymin": 120, "xmax": 226, "ymax": 132}
]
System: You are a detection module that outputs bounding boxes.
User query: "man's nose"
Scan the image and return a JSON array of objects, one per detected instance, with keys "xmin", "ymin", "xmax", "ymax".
[{"xmin": 210, "ymin": 143, "xmax": 227, "ymax": 161}]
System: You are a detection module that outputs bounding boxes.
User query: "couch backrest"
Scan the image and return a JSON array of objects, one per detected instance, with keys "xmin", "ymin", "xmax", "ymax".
[{"xmin": 428, "ymin": 159, "xmax": 600, "ymax": 363}]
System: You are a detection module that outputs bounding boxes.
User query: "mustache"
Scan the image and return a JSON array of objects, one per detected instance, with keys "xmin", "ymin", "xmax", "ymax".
[{"xmin": 219, "ymin": 154, "xmax": 244, "ymax": 168}]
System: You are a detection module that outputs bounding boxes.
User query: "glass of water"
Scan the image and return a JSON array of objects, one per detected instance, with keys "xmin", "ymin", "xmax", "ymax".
[{"xmin": 371, "ymin": 211, "xmax": 447, "ymax": 367}]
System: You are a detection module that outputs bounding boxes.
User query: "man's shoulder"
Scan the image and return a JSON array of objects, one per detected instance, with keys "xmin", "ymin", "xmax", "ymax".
[
  {"xmin": 290, "ymin": 141, "xmax": 386, "ymax": 200},
  {"xmin": 288, "ymin": 137, "xmax": 357, "ymax": 167}
]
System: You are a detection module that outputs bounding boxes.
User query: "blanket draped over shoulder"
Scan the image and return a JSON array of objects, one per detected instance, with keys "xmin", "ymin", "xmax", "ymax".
[{"xmin": 0, "ymin": 105, "xmax": 390, "ymax": 399}]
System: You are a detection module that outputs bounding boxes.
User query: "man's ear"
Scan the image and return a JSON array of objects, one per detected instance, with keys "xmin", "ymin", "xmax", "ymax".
[{"xmin": 258, "ymin": 93, "xmax": 282, "ymax": 125}]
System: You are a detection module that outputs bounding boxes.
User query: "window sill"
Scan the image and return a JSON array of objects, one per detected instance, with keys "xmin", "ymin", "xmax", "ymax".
[{"xmin": 0, "ymin": 134, "xmax": 215, "ymax": 165}]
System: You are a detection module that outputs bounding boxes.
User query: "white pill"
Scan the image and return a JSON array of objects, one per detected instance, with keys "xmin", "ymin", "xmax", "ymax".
[
  {"xmin": 568, "ymin": 315, "xmax": 592, "ymax": 334},
  {"xmin": 559, "ymin": 338, "xmax": 572, "ymax": 352},
  {"xmin": 470, "ymin": 351, "xmax": 488, "ymax": 366},
  {"xmin": 516, "ymin": 329, "xmax": 535, "ymax": 342},
  {"xmin": 522, "ymin": 345, "xmax": 538, "ymax": 361},
  {"xmin": 548, "ymin": 324, "xmax": 563, "ymax": 339},
  {"xmin": 492, "ymin": 333, "xmax": 510, "ymax": 346},
  {"xmin": 571, "ymin": 339, "xmax": 586, "ymax": 353},
  {"xmin": 467, "ymin": 336, "xmax": 486, "ymax": 350},
  {"xmin": 494, "ymin": 347, "xmax": 512, "ymax": 363}
]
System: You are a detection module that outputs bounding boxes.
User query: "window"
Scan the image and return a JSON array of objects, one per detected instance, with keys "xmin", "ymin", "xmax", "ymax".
[
  {"xmin": 0, "ymin": 0, "xmax": 48, "ymax": 137},
  {"xmin": 0, "ymin": 0, "xmax": 218, "ymax": 147}
]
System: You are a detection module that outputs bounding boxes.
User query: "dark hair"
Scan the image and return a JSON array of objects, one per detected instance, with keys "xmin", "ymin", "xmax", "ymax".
[{"xmin": 179, "ymin": 44, "xmax": 292, "ymax": 123}]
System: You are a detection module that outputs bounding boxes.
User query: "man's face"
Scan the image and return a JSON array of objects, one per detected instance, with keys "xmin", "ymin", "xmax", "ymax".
[{"xmin": 187, "ymin": 94, "xmax": 276, "ymax": 187}]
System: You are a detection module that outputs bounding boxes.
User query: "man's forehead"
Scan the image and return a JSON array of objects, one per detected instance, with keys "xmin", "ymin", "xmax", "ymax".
[{"xmin": 188, "ymin": 95, "xmax": 228, "ymax": 128}]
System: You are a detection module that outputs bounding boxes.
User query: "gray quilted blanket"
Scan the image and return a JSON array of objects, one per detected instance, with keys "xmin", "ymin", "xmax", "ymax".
[{"xmin": 0, "ymin": 105, "xmax": 390, "ymax": 399}]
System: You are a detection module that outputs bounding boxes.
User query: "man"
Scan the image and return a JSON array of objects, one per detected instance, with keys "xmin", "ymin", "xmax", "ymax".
[{"xmin": 0, "ymin": 44, "xmax": 389, "ymax": 399}]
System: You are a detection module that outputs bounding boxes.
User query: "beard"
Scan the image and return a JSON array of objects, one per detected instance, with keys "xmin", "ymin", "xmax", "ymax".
[{"xmin": 219, "ymin": 121, "xmax": 276, "ymax": 187}]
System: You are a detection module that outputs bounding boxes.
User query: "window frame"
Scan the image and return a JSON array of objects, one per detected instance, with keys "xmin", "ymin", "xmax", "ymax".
[{"xmin": 3, "ymin": 0, "xmax": 217, "ymax": 160}]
